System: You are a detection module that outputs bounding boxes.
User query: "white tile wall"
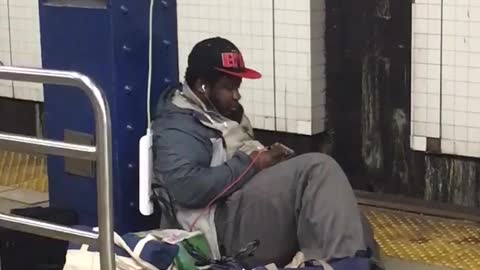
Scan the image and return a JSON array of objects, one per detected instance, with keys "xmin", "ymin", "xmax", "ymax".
[
  {"xmin": 0, "ymin": 0, "xmax": 43, "ymax": 101},
  {"xmin": 0, "ymin": 0, "xmax": 13, "ymax": 98},
  {"xmin": 411, "ymin": 0, "xmax": 442, "ymax": 143},
  {"xmin": 177, "ymin": 0, "xmax": 326, "ymax": 135},
  {"xmin": 440, "ymin": 0, "xmax": 480, "ymax": 157},
  {"xmin": 411, "ymin": 0, "xmax": 480, "ymax": 158},
  {"xmin": 177, "ymin": 0, "xmax": 275, "ymax": 131}
]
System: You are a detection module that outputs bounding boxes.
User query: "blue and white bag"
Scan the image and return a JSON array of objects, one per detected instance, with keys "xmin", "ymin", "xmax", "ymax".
[{"xmin": 63, "ymin": 226, "xmax": 178, "ymax": 270}]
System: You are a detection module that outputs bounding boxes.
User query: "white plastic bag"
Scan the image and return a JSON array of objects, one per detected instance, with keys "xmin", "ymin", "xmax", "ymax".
[
  {"xmin": 63, "ymin": 244, "xmax": 143, "ymax": 270},
  {"xmin": 63, "ymin": 229, "xmax": 177, "ymax": 270}
]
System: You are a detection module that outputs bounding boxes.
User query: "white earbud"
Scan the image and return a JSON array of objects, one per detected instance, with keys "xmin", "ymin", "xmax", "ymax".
[{"xmin": 201, "ymin": 85, "xmax": 207, "ymax": 93}]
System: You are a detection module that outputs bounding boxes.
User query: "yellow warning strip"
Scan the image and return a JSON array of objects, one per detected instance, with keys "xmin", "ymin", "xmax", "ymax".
[
  {"xmin": 0, "ymin": 150, "xmax": 48, "ymax": 193},
  {"xmin": 363, "ymin": 206, "xmax": 480, "ymax": 270}
]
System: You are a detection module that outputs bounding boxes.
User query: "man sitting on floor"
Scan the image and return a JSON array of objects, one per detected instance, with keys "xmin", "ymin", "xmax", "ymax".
[{"xmin": 152, "ymin": 37, "xmax": 379, "ymax": 268}]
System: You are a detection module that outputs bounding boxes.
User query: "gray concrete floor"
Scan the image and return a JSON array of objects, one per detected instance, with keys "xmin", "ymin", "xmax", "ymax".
[{"xmin": 0, "ymin": 186, "xmax": 49, "ymax": 213}]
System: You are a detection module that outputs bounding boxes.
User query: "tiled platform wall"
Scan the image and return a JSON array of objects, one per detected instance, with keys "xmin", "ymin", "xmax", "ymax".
[
  {"xmin": 0, "ymin": 0, "xmax": 43, "ymax": 101},
  {"xmin": 412, "ymin": 0, "xmax": 480, "ymax": 158},
  {"xmin": 177, "ymin": 0, "xmax": 327, "ymax": 135}
]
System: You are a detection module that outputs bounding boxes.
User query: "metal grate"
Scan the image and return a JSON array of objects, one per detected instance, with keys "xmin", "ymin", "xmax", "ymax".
[
  {"xmin": 0, "ymin": 150, "xmax": 47, "ymax": 192},
  {"xmin": 363, "ymin": 206, "xmax": 480, "ymax": 270}
]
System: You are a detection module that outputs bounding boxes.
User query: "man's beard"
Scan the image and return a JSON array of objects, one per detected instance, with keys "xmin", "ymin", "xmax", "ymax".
[{"xmin": 206, "ymin": 94, "xmax": 242, "ymax": 123}]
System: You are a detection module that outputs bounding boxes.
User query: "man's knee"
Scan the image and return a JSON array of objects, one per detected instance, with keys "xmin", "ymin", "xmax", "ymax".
[
  {"xmin": 293, "ymin": 153, "xmax": 348, "ymax": 183},
  {"xmin": 296, "ymin": 153, "xmax": 338, "ymax": 167}
]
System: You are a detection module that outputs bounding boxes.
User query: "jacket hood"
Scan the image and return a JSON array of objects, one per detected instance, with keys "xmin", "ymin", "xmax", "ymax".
[{"xmin": 154, "ymin": 84, "xmax": 186, "ymax": 119}]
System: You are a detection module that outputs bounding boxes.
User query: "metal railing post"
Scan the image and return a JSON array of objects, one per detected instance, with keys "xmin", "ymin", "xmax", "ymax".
[{"xmin": 0, "ymin": 66, "xmax": 115, "ymax": 270}]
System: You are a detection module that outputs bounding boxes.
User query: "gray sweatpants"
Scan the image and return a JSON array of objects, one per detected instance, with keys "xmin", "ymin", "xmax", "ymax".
[{"xmin": 215, "ymin": 153, "xmax": 373, "ymax": 267}]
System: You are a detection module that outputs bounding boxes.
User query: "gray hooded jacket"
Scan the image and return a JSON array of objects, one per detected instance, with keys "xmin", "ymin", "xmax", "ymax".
[{"xmin": 152, "ymin": 84, "xmax": 259, "ymax": 209}]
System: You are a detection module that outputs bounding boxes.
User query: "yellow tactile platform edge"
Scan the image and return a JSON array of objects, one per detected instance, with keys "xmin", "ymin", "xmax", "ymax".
[
  {"xmin": 363, "ymin": 206, "xmax": 480, "ymax": 270},
  {"xmin": 0, "ymin": 150, "xmax": 48, "ymax": 193}
]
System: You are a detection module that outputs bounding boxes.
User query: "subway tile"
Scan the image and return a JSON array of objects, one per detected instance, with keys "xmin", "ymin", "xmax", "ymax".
[
  {"xmin": 13, "ymin": 84, "xmax": 44, "ymax": 102},
  {"xmin": 471, "ymin": 7, "xmax": 480, "ymax": 21},
  {"xmin": 469, "ymin": 83, "xmax": 480, "ymax": 98},
  {"xmin": 466, "ymin": 142, "xmax": 480, "ymax": 157},
  {"xmin": 454, "ymin": 96, "xmax": 468, "ymax": 111},
  {"xmin": 469, "ymin": 68, "xmax": 480, "ymax": 83},
  {"xmin": 414, "ymin": 63, "xmax": 428, "ymax": 78},
  {"xmin": 442, "ymin": 110, "xmax": 455, "ymax": 125},
  {"xmin": 414, "ymin": 48, "xmax": 428, "ymax": 63},
  {"xmin": 455, "ymin": 141, "xmax": 468, "ymax": 155},
  {"xmin": 442, "ymin": 95, "xmax": 455, "ymax": 110},
  {"xmin": 427, "ymin": 108, "xmax": 440, "ymax": 123},
  {"xmin": 468, "ymin": 127, "xmax": 480, "ymax": 142},
  {"xmin": 427, "ymin": 19, "xmax": 441, "ymax": 34},
  {"xmin": 427, "ymin": 64, "xmax": 441, "ymax": 79},
  {"xmin": 455, "ymin": 126, "xmax": 468, "ymax": 141},
  {"xmin": 429, "ymin": 4, "xmax": 442, "ymax": 19},
  {"xmin": 296, "ymin": 107, "xmax": 311, "ymax": 121},
  {"xmin": 427, "ymin": 93, "xmax": 440, "ymax": 108},
  {"xmin": 414, "ymin": 34, "xmax": 428, "ymax": 48},
  {"xmin": 286, "ymin": 105, "xmax": 297, "ymax": 120},
  {"xmin": 286, "ymin": 119, "xmax": 297, "ymax": 133},
  {"xmin": 455, "ymin": 52, "xmax": 469, "ymax": 67},
  {"xmin": 441, "ymin": 139, "xmax": 455, "ymax": 153},
  {"xmin": 413, "ymin": 122, "xmax": 427, "ymax": 137},
  {"xmin": 413, "ymin": 107, "xmax": 427, "ymax": 122},
  {"xmin": 470, "ymin": 53, "xmax": 480, "ymax": 68},
  {"xmin": 286, "ymin": 92, "xmax": 297, "ymax": 106},
  {"xmin": 427, "ymin": 49, "xmax": 441, "ymax": 64},
  {"xmin": 254, "ymin": 116, "xmax": 265, "ymax": 129},
  {"xmin": 0, "ymin": 84, "xmax": 13, "ymax": 98},
  {"xmin": 442, "ymin": 125, "xmax": 455, "ymax": 140},
  {"xmin": 264, "ymin": 117, "xmax": 275, "ymax": 130},
  {"xmin": 467, "ymin": 98, "xmax": 480, "ymax": 113},
  {"xmin": 426, "ymin": 123, "xmax": 440, "ymax": 137},
  {"xmin": 454, "ymin": 111, "xmax": 468, "ymax": 126},
  {"xmin": 413, "ymin": 78, "xmax": 428, "ymax": 92},
  {"xmin": 265, "ymin": 104, "xmax": 275, "ymax": 117},
  {"xmin": 297, "ymin": 93, "xmax": 311, "ymax": 107},
  {"xmin": 296, "ymin": 120, "xmax": 311, "ymax": 135},
  {"xmin": 413, "ymin": 92, "xmax": 428, "ymax": 107},
  {"xmin": 470, "ymin": 39, "xmax": 480, "ymax": 53},
  {"xmin": 411, "ymin": 136, "xmax": 427, "ymax": 151},
  {"xmin": 414, "ymin": 4, "xmax": 428, "ymax": 19},
  {"xmin": 443, "ymin": 51, "xmax": 455, "ymax": 66},
  {"xmin": 254, "ymin": 102, "xmax": 265, "ymax": 117},
  {"xmin": 276, "ymin": 118, "xmax": 286, "ymax": 132},
  {"xmin": 442, "ymin": 66, "xmax": 455, "ymax": 81},
  {"xmin": 455, "ymin": 81, "xmax": 468, "ymax": 96},
  {"xmin": 455, "ymin": 67, "xmax": 468, "ymax": 82}
]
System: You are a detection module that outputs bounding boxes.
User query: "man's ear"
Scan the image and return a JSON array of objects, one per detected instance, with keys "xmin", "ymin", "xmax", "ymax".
[
  {"xmin": 193, "ymin": 79, "xmax": 202, "ymax": 93},
  {"xmin": 194, "ymin": 79, "xmax": 209, "ymax": 94}
]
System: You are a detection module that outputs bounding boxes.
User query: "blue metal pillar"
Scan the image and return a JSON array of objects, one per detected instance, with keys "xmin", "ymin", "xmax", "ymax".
[{"xmin": 39, "ymin": 0, "xmax": 178, "ymax": 233}]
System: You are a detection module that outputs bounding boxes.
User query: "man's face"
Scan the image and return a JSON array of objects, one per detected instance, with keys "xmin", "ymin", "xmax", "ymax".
[{"xmin": 208, "ymin": 75, "xmax": 243, "ymax": 118}]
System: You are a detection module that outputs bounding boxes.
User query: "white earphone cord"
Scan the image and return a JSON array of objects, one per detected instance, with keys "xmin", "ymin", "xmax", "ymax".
[{"xmin": 147, "ymin": 0, "xmax": 154, "ymax": 127}]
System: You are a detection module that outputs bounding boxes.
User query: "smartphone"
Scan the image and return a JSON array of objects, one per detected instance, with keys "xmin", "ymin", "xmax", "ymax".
[{"xmin": 270, "ymin": 142, "xmax": 295, "ymax": 159}]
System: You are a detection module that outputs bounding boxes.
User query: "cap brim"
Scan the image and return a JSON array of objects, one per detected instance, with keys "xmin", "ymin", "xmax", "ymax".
[{"xmin": 216, "ymin": 67, "xmax": 262, "ymax": 79}]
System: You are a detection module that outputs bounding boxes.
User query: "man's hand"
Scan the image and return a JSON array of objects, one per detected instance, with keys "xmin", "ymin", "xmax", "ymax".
[{"xmin": 249, "ymin": 147, "xmax": 287, "ymax": 171}]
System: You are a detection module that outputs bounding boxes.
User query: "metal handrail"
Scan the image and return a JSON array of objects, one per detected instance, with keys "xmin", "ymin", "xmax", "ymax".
[{"xmin": 0, "ymin": 66, "xmax": 115, "ymax": 270}]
